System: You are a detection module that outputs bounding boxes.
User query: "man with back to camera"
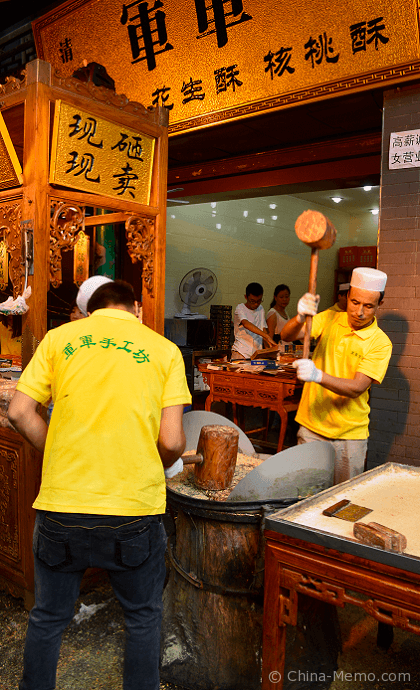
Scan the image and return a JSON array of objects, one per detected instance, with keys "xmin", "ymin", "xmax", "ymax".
[
  {"xmin": 232, "ymin": 281, "xmax": 276, "ymax": 359},
  {"xmin": 280, "ymin": 267, "xmax": 392, "ymax": 485},
  {"xmin": 8, "ymin": 279, "xmax": 191, "ymax": 690}
]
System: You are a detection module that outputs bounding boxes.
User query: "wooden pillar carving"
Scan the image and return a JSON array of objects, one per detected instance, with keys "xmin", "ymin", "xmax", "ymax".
[
  {"xmin": 0, "ymin": 201, "xmax": 23, "ymax": 297},
  {"xmin": 21, "ymin": 60, "xmax": 52, "ymax": 364},
  {"xmin": 49, "ymin": 201, "xmax": 84, "ymax": 288},
  {"xmin": 144, "ymin": 105, "xmax": 168, "ymax": 334},
  {"xmin": 125, "ymin": 214, "xmax": 155, "ymax": 298}
]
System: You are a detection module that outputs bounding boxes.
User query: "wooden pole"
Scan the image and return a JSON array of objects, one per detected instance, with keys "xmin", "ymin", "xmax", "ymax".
[
  {"xmin": 295, "ymin": 210, "xmax": 337, "ymax": 359},
  {"xmin": 21, "ymin": 60, "xmax": 52, "ymax": 368},
  {"xmin": 303, "ymin": 248, "xmax": 319, "ymax": 358}
]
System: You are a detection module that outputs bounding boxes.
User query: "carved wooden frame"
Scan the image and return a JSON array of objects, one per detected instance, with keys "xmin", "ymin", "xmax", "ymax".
[
  {"xmin": 0, "ymin": 200, "xmax": 23, "ymax": 297},
  {"xmin": 279, "ymin": 565, "xmax": 420, "ymax": 634},
  {"xmin": 49, "ymin": 200, "xmax": 84, "ymax": 288},
  {"xmin": 124, "ymin": 215, "xmax": 155, "ymax": 297},
  {"xmin": 0, "ymin": 446, "xmax": 19, "ymax": 560},
  {"xmin": 262, "ymin": 534, "xmax": 420, "ymax": 690},
  {"xmin": 49, "ymin": 202, "xmax": 156, "ymax": 297},
  {"xmin": 0, "ymin": 70, "xmax": 27, "ymax": 100}
]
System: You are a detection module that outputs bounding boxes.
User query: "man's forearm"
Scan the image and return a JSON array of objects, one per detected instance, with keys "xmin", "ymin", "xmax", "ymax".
[
  {"xmin": 294, "ymin": 360, "xmax": 372, "ymax": 399},
  {"xmin": 8, "ymin": 391, "xmax": 48, "ymax": 453},
  {"xmin": 281, "ymin": 315, "xmax": 305, "ymax": 342},
  {"xmin": 318, "ymin": 372, "xmax": 371, "ymax": 398},
  {"xmin": 9, "ymin": 412, "xmax": 47, "ymax": 453},
  {"xmin": 241, "ymin": 320, "xmax": 276, "ymax": 347},
  {"xmin": 158, "ymin": 405, "xmax": 186, "ymax": 468},
  {"xmin": 158, "ymin": 437, "xmax": 186, "ymax": 467}
]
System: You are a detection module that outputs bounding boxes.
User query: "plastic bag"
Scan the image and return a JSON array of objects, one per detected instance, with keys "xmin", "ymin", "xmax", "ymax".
[{"xmin": 0, "ymin": 286, "xmax": 31, "ymax": 315}]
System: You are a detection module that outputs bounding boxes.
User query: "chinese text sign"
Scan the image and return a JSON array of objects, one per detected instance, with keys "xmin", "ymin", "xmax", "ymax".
[
  {"xmin": 50, "ymin": 100, "xmax": 155, "ymax": 204},
  {"xmin": 33, "ymin": 0, "xmax": 420, "ymax": 134}
]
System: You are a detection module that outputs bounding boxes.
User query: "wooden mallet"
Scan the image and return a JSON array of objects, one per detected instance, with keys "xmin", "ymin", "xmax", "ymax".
[
  {"xmin": 181, "ymin": 424, "xmax": 239, "ymax": 491},
  {"xmin": 295, "ymin": 210, "xmax": 337, "ymax": 358}
]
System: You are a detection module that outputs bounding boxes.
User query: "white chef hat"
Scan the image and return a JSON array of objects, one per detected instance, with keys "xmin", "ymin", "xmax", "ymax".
[
  {"xmin": 350, "ymin": 267, "xmax": 387, "ymax": 292},
  {"xmin": 76, "ymin": 275, "xmax": 113, "ymax": 316},
  {"xmin": 338, "ymin": 283, "xmax": 350, "ymax": 292}
]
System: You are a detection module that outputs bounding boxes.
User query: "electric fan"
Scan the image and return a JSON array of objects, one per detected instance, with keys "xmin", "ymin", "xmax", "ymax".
[{"xmin": 174, "ymin": 268, "xmax": 218, "ymax": 319}]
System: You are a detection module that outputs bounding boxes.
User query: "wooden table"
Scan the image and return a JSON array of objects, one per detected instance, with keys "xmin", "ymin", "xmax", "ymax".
[
  {"xmin": 198, "ymin": 364, "xmax": 300, "ymax": 452},
  {"xmin": 261, "ymin": 463, "xmax": 420, "ymax": 690}
]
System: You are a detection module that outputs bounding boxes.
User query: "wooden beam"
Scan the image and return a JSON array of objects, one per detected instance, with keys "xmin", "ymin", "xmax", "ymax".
[
  {"xmin": 84, "ymin": 212, "xmax": 131, "ymax": 227},
  {"xmin": 49, "ymin": 186, "xmax": 160, "ymax": 217},
  {"xmin": 167, "ymin": 154, "xmax": 381, "ymax": 199},
  {"xmin": 168, "ymin": 132, "xmax": 382, "ymax": 187}
]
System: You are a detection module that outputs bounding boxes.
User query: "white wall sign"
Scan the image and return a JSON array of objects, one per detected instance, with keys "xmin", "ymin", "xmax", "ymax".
[{"xmin": 389, "ymin": 130, "xmax": 420, "ymax": 169}]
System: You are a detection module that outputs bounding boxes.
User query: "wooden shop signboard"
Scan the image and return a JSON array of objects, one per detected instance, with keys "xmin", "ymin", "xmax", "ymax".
[
  {"xmin": 33, "ymin": 0, "xmax": 420, "ymax": 135},
  {"xmin": 50, "ymin": 100, "xmax": 155, "ymax": 204}
]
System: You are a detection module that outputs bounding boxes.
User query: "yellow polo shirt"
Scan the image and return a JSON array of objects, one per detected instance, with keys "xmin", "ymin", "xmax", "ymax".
[
  {"xmin": 16, "ymin": 309, "xmax": 191, "ymax": 516},
  {"xmin": 328, "ymin": 302, "xmax": 343, "ymax": 312},
  {"xmin": 295, "ymin": 310, "xmax": 392, "ymax": 440}
]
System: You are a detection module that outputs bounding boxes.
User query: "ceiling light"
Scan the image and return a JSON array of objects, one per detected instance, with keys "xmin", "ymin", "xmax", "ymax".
[
  {"xmin": 210, "ymin": 202, "xmax": 217, "ymax": 208},
  {"xmin": 331, "ymin": 197, "xmax": 342, "ymax": 203},
  {"xmin": 243, "ymin": 210, "xmax": 248, "ymax": 218},
  {"xmin": 371, "ymin": 209, "xmax": 379, "ymax": 215},
  {"xmin": 269, "ymin": 203, "xmax": 277, "ymax": 209},
  {"xmin": 170, "ymin": 215, "xmax": 176, "ymax": 219},
  {"xmin": 363, "ymin": 186, "xmax": 372, "ymax": 191},
  {"xmin": 257, "ymin": 218, "xmax": 264, "ymax": 224},
  {"xmin": 216, "ymin": 223, "xmax": 221, "ymax": 229},
  {"xmin": 271, "ymin": 215, "xmax": 277, "ymax": 220}
]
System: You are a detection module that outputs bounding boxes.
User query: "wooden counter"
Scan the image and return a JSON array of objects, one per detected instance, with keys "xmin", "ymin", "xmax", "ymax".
[
  {"xmin": 0, "ymin": 381, "xmax": 42, "ymax": 609},
  {"xmin": 261, "ymin": 464, "xmax": 420, "ymax": 690},
  {"xmin": 198, "ymin": 364, "xmax": 301, "ymax": 452}
]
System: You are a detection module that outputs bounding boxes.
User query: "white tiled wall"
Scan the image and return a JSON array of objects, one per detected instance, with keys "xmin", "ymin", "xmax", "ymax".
[{"xmin": 165, "ymin": 194, "xmax": 378, "ymax": 319}]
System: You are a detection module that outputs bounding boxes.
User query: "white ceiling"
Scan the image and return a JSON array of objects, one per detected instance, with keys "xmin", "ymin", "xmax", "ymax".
[
  {"xmin": 167, "ymin": 185, "xmax": 380, "ymax": 226},
  {"xmin": 291, "ymin": 186, "xmax": 379, "ymax": 214}
]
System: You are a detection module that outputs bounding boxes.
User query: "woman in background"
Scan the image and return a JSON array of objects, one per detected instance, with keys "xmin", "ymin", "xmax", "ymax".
[{"xmin": 266, "ymin": 284, "xmax": 291, "ymax": 344}]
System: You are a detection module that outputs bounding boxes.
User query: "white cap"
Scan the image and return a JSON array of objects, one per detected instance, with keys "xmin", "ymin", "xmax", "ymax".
[
  {"xmin": 338, "ymin": 283, "xmax": 350, "ymax": 292},
  {"xmin": 350, "ymin": 267, "xmax": 387, "ymax": 292},
  {"xmin": 76, "ymin": 275, "xmax": 113, "ymax": 316}
]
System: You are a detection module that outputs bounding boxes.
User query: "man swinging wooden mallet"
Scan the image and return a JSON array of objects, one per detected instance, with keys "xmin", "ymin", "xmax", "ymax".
[{"xmin": 281, "ymin": 210, "xmax": 392, "ymax": 485}]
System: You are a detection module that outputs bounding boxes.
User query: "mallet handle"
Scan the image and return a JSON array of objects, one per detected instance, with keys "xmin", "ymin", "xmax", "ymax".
[
  {"xmin": 181, "ymin": 453, "xmax": 203, "ymax": 465},
  {"xmin": 303, "ymin": 247, "xmax": 319, "ymax": 359}
]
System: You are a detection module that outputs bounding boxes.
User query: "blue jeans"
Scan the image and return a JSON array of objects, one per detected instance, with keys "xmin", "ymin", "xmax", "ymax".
[{"xmin": 19, "ymin": 511, "xmax": 167, "ymax": 690}]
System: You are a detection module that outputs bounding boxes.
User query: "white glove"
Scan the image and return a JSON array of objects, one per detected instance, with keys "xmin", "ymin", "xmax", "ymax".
[
  {"xmin": 164, "ymin": 457, "xmax": 184, "ymax": 479},
  {"xmin": 297, "ymin": 293, "xmax": 319, "ymax": 323},
  {"xmin": 293, "ymin": 358, "xmax": 323, "ymax": 383}
]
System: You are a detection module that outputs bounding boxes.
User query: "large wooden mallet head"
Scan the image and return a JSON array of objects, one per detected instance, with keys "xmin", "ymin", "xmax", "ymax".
[
  {"xmin": 295, "ymin": 210, "xmax": 337, "ymax": 357},
  {"xmin": 181, "ymin": 424, "xmax": 239, "ymax": 491}
]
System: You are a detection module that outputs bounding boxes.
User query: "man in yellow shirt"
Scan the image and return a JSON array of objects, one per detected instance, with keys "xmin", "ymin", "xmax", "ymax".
[
  {"xmin": 8, "ymin": 280, "xmax": 191, "ymax": 690},
  {"xmin": 281, "ymin": 268, "xmax": 392, "ymax": 485},
  {"xmin": 328, "ymin": 282, "xmax": 349, "ymax": 312}
]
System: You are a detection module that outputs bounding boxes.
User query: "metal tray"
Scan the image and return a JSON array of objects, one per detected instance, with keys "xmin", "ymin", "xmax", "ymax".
[{"xmin": 265, "ymin": 462, "xmax": 420, "ymax": 574}]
